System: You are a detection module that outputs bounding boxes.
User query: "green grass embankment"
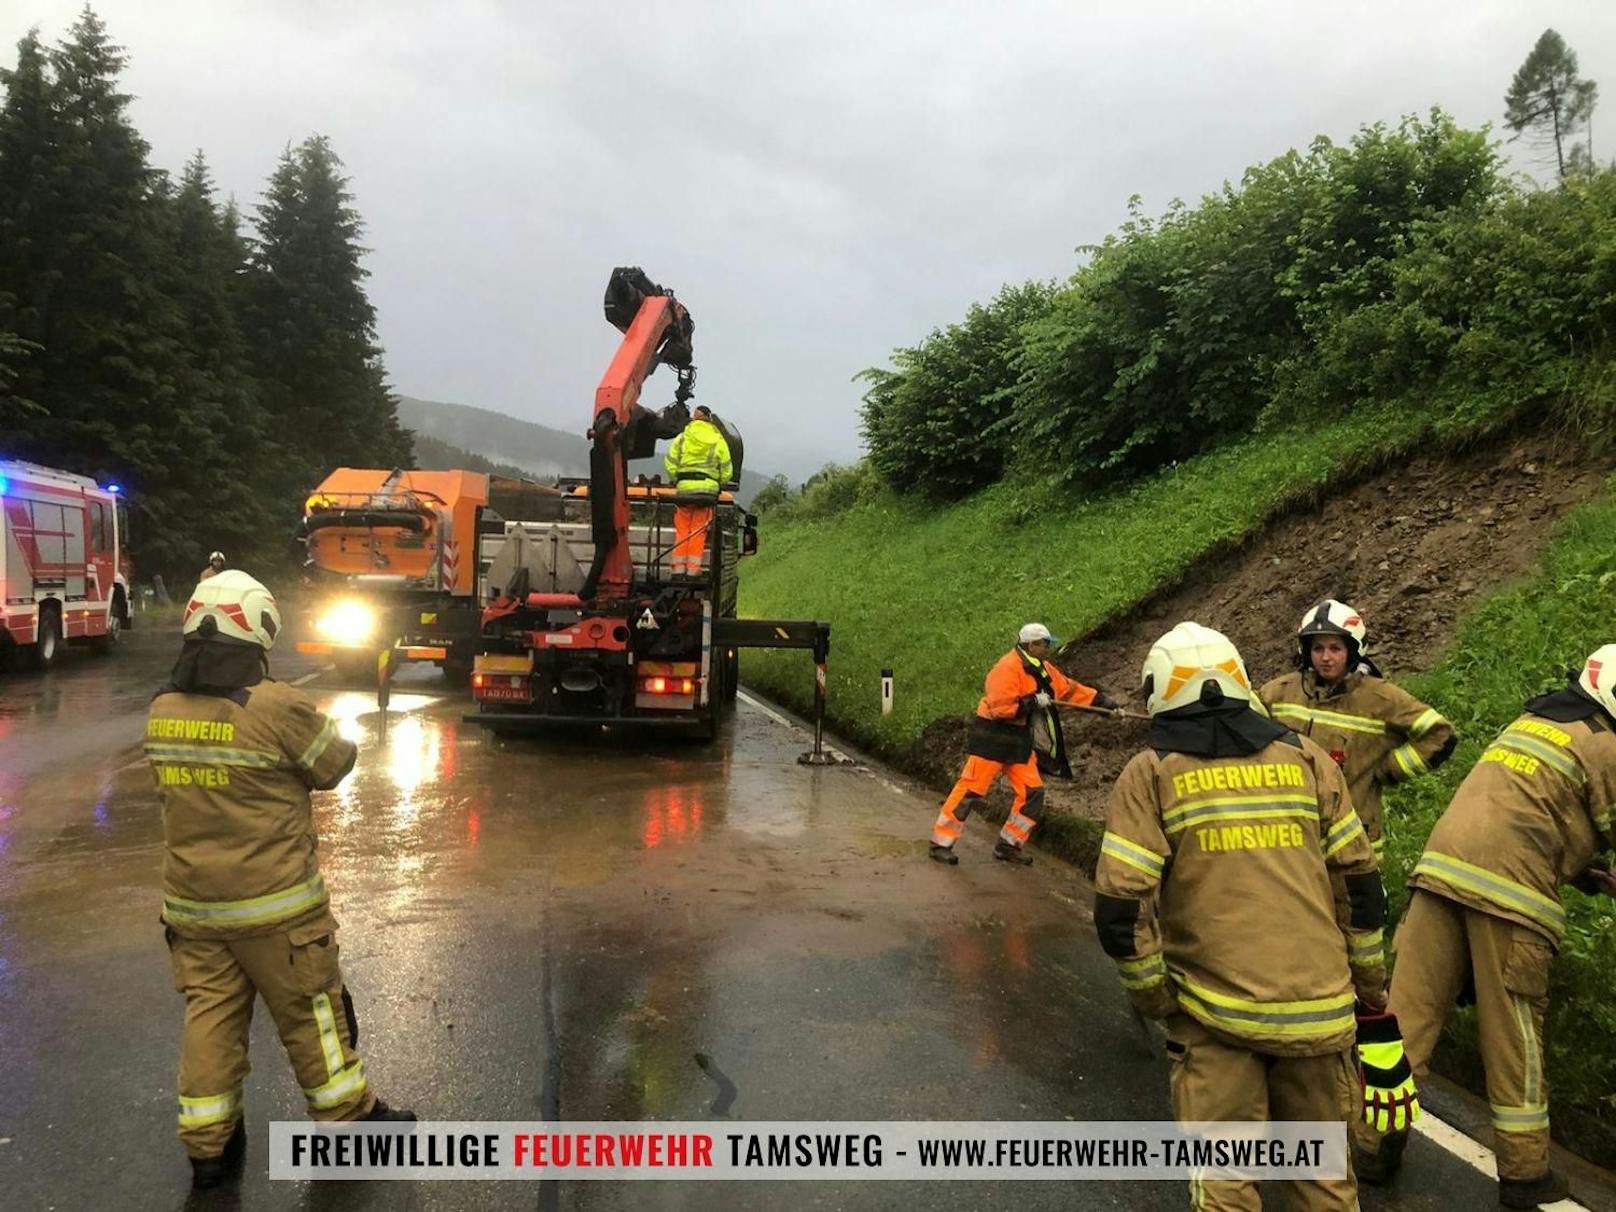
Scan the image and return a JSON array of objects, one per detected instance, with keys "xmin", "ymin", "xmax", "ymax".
[{"xmin": 740, "ymin": 407, "xmax": 1431, "ymax": 749}]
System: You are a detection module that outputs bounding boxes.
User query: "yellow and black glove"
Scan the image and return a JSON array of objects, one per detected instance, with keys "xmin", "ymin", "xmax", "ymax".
[{"xmin": 1356, "ymin": 1007, "xmax": 1421, "ymax": 1132}]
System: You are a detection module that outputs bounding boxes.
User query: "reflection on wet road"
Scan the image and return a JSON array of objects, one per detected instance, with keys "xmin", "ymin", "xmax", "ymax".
[{"xmin": 0, "ymin": 626, "xmax": 1604, "ymax": 1210}]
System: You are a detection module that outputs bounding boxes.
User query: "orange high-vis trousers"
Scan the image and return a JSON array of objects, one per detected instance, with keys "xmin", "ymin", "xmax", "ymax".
[
  {"xmin": 671, "ymin": 504, "xmax": 713, "ymax": 575},
  {"xmin": 930, "ymin": 754, "xmax": 1045, "ymax": 850}
]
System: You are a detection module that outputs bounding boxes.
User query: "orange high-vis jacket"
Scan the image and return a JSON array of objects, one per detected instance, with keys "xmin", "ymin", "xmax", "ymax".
[{"xmin": 976, "ymin": 647, "xmax": 1097, "ymax": 720}]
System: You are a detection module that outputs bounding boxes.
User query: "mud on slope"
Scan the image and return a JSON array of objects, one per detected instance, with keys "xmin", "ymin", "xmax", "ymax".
[{"xmin": 908, "ymin": 434, "xmax": 1614, "ymax": 823}]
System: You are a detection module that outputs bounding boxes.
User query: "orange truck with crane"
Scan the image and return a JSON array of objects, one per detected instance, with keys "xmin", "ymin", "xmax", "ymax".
[{"xmin": 467, "ymin": 267, "xmax": 831, "ymax": 746}]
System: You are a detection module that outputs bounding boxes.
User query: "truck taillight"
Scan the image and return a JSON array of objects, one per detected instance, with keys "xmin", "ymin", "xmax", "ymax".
[
  {"xmin": 639, "ymin": 676, "xmax": 696, "ymax": 695},
  {"xmin": 472, "ymin": 673, "xmax": 484, "ymax": 689}
]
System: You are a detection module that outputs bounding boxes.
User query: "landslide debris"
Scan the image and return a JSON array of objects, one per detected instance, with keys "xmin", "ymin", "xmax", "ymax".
[{"xmin": 909, "ymin": 435, "xmax": 1614, "ymax": 823}]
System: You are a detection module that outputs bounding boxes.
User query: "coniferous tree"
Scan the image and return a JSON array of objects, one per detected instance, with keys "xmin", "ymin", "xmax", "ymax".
[
  {"xmin": 245, "ymin": 134, "xmax": 411, "ymax": 504},
  {"xmin": 1505, "ymin": 29, "xmax": 1598, "ymax": 180}
]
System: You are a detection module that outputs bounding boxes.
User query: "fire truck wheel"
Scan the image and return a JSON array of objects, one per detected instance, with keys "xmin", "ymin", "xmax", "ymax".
[
  {"xmin": 29, "ymin": 607, "xmax": 62, "ymax": 670},
  {"xmin": 89, "ymin": 594, "xmax": 123, "ymax": 654}
]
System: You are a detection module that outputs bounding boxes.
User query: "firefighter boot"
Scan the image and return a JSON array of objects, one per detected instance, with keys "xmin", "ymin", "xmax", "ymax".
[
  {"xmin": 993, "ymin": 840, "xmax": 1033, "ymax": 866},
  {"xmin": 929, "ymin": 844, "xmax": 959, "ymax": 866},
  {"xmin": 1499, "ymin": 1169, "xmax": 1570, "ymax": 1210},
  {"xmin": 1351, "ymin": 1128, "xmax": 1407, "ymax": 1185},
  {"xmin": 189, "ymin": 1120, "xmax": 246, "ymax": 1190},
  {"xmin": 362, "ymin": 1100, "xmax": 418, "ymax": 1122}
]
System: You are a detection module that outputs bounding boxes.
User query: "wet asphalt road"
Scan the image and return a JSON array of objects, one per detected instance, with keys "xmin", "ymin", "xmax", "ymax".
[{"xmin": 0, "ymin": 619, "xmax": 1608, "ymax": 1210}]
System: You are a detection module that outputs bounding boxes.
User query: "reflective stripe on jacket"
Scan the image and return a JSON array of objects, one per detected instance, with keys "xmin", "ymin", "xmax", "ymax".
[
  {"xmin": 148, "ymin": 679, "xmax": 357, "ymax": 938},
  {"xmin": 664, "ymin": 419, "xmax": 733, "ymax": 494},
  {"xmin": 1257, "ymin": 670, "xmax": 1455, "ymax": 851},
  {"xmin": 1095, "ymin": 734, "xmax": 1382, "ymax": 1057},
  {"xmin": 1409, "ymin": 711, "xmax": 1616, "ymax": 945}
]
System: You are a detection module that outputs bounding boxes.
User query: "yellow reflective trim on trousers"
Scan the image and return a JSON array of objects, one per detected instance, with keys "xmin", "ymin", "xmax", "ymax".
[
  {"xmin": 177, "ymin": 1087, "xmax": 242, "ymax": 1127},
  {"xmin": 1513, "ymin": 994, "xmax": 1542, "ymax": 1105},
  {"xmin": 1323, "ymin": 813, "xmax": 1366, "ymax": 858},
  {"xmin": 162, "ymin": 874, "xmax": 328, "ymax": 929},
  {"xmin": 1162, "ymin": 793, "xmax": 1317, "ymax": 835},
  {"xmin": 144, "ymin": 742, "xmax": 281, "ymax": 768},
  {"xmin": 1267, "ymin": 702, "xmax": 1387, "ymax": 735},
  {"xmin": 1171, "ymin": 972, "xmax": 1355, "ymax": 1037},
  {"xmin": 1495, "ymin": 732, "xmax": 1584, "ymax": 784},
  {"xmin": 1391, "ymin": 743, "xmax": 1427, "ymax": 780},
  {"xmin": 1410, "ymin": 708, "xmax": 1445, "ymax": 739},
  {"xmin": 1413, "ymin": 853, "xmax": 1565, "ymax": 937},
  {"xmin": 297, "ymin": 718, "xmax": 339, "ymax": 771},
  {"xmin": 313, "ymin": 992, "xmax": 345, "ymax": 1078},
  {"xmin": 1100, "ymin": 832, "xmax": 1164, "ymax": 879},
  {"xmin": 1490, "ymin": 1103, "xmax": 1549, "ymax": 1133},
  {"xmin": 304, "ymin": 1059, "xmax": 367, "ymax": 1111}
]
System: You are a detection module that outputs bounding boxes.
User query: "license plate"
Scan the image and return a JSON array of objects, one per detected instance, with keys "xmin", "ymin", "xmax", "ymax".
[{"xmin": 478, "ymin": 685, "xmax": 531, "ymax": 704}]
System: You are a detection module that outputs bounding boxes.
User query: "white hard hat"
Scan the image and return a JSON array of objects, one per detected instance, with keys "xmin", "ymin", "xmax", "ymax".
[
  {"xmin": 1297, "ymin": 599, "xmax": 1367, "ymax": 669},
  {"xmin": 1019, "ymin": 623, "xmax": 1059, "ymax": 646},
  {"xmin": 183, "ymin": 570, "xmax": 282, "ymax": 650},
  {"xmin": 1141, "ymin": 621, "xmax": 1253, "ymax": 716},
  {"xmin": 208, "ymin": 550, "xmax": 225, "ymax": 563},
  {"xmin": 1577, "ymin": 645, "xmax": 1616, "ymax": 721}
]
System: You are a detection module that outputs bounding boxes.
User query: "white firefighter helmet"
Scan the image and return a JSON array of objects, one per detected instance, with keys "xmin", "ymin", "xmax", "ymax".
[
  {"xmin": 208, "ymin": 550, "xmax": 225, "ymax": 564},
  {"xmin": 1141, "ymin": 621, "xmax": 1253, "ymax": 716},
  {"xmin": 1297, "ymin": 599, "xmax": 1368, "ymax": 669},
  {"xmin": 1577, "ymin": 645, "xmax": 1616, "ymax": 720},
  {"xmin": 183, "ymin": 570, "xmax": 281, "ymax": 650}
]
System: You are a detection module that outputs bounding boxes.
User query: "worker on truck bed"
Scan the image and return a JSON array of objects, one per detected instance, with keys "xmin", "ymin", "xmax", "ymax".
[
  {"xmin": 1352, "ymin": 646, "xmax": 1616, "ymax": 1209},
  {"xmin": 146, "ymin": 570, "xmax": 413, "ymax": 1191},
  {"xmin": 929, "ymin": 623, "xmax": 1120, "ymax": 866},
  {"xmin": 664, "ymin": 404, "xmax": 733, "ymax": 576},
  {"xmin": 1096, "ymin": 621, "xmax": 1410, "ymax": 1212},
  {"xmin": 199, "ymin": 551, "xmax": 226, "ymax": 581},
  {"xmin": 1258, "ymin": 599, "xmax": 1456, "ymax": 861}
]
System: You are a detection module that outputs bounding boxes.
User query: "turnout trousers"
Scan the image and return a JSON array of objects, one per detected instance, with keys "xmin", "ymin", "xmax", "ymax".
[
  {"xmin": 1168, "ymin": 1015, "xmax": 1360, "ymax": 1212},
  {"xmin": 1353, "ymin": 888, "xmax": 1553, "ymax": 1181},
  {"xmin": 671, "ymin": 504, "xmax": 714, "ymax": 575},
  {"xmin": 929, "ymin": 754, "xmax": 1044, "ymax": 850},
  {"xmin": 167, "ymin": 910, "xmax": 375, "ymax": 1157}
]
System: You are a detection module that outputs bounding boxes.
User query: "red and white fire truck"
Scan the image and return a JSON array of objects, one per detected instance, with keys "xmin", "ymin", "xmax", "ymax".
[{"xmin": 0, "ymin": 459, "xmax": 132, "ymax": 668}]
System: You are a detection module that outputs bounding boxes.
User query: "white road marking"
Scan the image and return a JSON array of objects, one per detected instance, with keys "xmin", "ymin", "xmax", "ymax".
[{"xmin": 1412, "ymin": 1114, "xmax": 1588, "ymax": 1209}]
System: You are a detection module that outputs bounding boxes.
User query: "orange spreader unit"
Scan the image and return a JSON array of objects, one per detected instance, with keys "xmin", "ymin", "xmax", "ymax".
[{"xmin": 302, "ymin": 468, "xmax": 489, "ymax": 596}]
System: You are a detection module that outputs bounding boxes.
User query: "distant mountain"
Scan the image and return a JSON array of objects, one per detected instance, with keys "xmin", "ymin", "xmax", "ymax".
[{"xmin": 397, "ymin": 395, "xmax": 769, "ymax": 505}]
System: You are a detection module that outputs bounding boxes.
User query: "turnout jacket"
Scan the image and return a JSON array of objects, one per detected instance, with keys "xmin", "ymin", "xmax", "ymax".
[
  {"xmin": 1410, "ymin": 696, "xmax": 1616, "ymax": 948},
  {"xmin": 147, "ymin": 679, "xmax": 357, "ymax": 939},
  {"xmin": 1095, "ymin": 730, "xmax": 1385, "ymax": 1057},
  {"xmin": 966, "ymin": 645, "xmax": 1099, "ymax": 775},
  {"xmin": 1258, "ymin": 669, "xmax": 1455, "ymax": 853}
]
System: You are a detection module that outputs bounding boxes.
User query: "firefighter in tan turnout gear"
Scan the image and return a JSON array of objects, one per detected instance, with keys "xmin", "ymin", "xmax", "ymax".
[
  {"xmin": 1354, "ymin": 646, "xmax": 1616, "ymax": 1209},
  {"xmin": 929, "ymin": 623, "xmax": 1121, "ymax": 866},
  {"xmin": 147, "ymin": 570, "xmax": 413, "ymax": 1190},
  {"xmin": 1259, "ymin": 600, "xmax": 1456, "ymax": 861},
  {"xmin": 1095, "ymin": 622, "xmax": 1419, "ymax": 1212}
]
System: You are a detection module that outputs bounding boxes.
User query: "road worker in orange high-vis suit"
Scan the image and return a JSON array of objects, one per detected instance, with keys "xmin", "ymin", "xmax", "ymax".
[
  {"xmin": 929, "ymin": 623, "xmax": 1121, "ymax": 866},
  {"xmin": 147, "ymin": 571, "xmax": 414, "ymax": 1191}
]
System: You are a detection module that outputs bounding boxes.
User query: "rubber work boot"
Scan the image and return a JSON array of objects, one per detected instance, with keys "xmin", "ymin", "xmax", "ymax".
[
  {"xmin": 1351, "ymin": 1130, "xmax": 1407, "ymax": 1186},
  {"xmin": 189, "ymin": 1119, "xmax": 246, "ymax": 1190},
  {"xmin": 929, "ymin": 844, "xmax": 959, "ymax": 866},
  {"xmin": 994, "ymin": 841, "xmax": 1033, "ymax": 866},
  {"xmin": 1498, "ymin": 1169, "xmax": 1571, "ymax": 1210},
  {"xmin": 361, "ymin": 1100, "xmax": 418, "ymax": 1122}
]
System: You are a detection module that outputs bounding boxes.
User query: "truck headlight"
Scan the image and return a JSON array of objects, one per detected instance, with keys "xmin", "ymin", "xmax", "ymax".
[{"xmin": 315, "ymin": 600, "xmax": 377, "ymax": 645}]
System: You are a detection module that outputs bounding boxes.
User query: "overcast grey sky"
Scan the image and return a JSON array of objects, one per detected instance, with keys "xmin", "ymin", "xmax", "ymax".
[{"xmin": 9, "ymin": 1, "xmax": 1616, "ymax": 480}]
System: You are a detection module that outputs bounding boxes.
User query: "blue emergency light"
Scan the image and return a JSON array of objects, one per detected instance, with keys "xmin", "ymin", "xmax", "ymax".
[
  {"xmin": 106, "ymin": 484, "xmax": 121, "ymax": 494},
  {"xmin": 0, "ymin": 474, "xmax": 8, "ymax": 495}
]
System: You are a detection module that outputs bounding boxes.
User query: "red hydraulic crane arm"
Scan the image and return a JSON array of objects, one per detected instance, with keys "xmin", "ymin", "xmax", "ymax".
[{"xmin": 579, "ymin": 267, "xmax": 696, "ymax": 603}]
